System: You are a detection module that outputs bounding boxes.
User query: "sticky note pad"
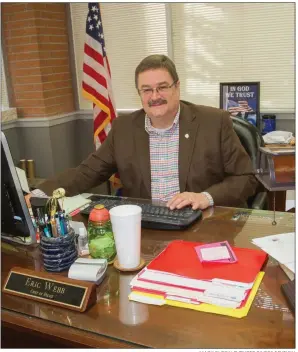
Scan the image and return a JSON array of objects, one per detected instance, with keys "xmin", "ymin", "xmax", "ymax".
[
  {"xmin": 195, "ymin": 241, "xmax": 238, "ymax": 263},
  {"xmin": 200, "ymin": 246, "xmax": 231, "ymax": 261}
]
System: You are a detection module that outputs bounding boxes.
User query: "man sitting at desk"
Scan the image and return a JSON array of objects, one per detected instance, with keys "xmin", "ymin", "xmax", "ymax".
[{"xmin": 26, "ymin": 54, "xmax": 257, "ymax": 210}]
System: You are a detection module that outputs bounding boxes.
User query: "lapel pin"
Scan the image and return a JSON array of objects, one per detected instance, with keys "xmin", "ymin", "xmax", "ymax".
[{"xmin": 185, "ymin": 134, "xmax": 189, "ymax": 139}]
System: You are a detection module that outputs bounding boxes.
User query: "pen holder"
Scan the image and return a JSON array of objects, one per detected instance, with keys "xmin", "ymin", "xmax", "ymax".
[{"xmin": 40, "ymin": 228, "xmax": 78, "ymax": 272}]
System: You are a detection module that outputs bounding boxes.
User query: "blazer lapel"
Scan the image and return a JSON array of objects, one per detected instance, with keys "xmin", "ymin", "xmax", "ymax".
[
  {"xmin": 179, "ymin": 102, "xmax": 200, "ymax": 192},
  {"xmin": 134, "ymin": 112, "xmax": 151, "ymax": 196}
]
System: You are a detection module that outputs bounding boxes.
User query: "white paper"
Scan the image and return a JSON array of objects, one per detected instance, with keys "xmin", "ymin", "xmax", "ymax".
[
  {"xmin": 204, "ymin": 285, "xmax": 247, "ymax": 302},
  {"xmin": 139, "ymin": 269, "xmax": 212, "ymax": 291},
  {"xmin": 252, "ymin": 232, "xmax": 295, "ymax": 273},
  {"xmin": 166, "ymin": 295, "xmax": 200, "ymax": 305},
  {"xmin": 58, "ymin": 195, "xmax": 91, "ymax": 215},
  {"xmin": 16, "ymin": 167, "xmax": 30, "ymax": 193},
  {"xmin": 130, "ymin": 279, "xmax": 241, "ymax": 308},
  {"xmin": 80, "ymin": 193, "xmax": 93, "ymax": 199},
  {"xmin": 129, "ymin": 292, "xmax": 166, "ymax": 306},
  {"xmin": 200, "ymin": 246, "xmax": 230, "ymax": 261},
  {"xmin": 131, "ymin": 276, "xmax": 247, "ymax": 307},
  {"xmin": 212, "ymin": 278, "xmax": 254, "ymax": 289}
]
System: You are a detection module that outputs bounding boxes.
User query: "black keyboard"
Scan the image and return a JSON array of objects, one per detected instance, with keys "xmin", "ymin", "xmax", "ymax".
[{"xmin": 80, "ymin": 195, "xmax": 202, "ymax": 230}]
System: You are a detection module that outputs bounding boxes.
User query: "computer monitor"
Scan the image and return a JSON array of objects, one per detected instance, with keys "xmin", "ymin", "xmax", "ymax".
[{"xmin": 1, "ymin": 131, "xmax": 36, "ymax": 245}]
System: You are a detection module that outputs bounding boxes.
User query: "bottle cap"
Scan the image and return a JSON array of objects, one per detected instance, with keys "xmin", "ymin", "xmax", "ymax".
[
  {"xmin": 79, "ymin": 228, "xmax": 86, "ymax": 237},
  {"xmin": 94, "ymin": 204, "xmax": 105, "ymax": 210},
  {"xmin": 89, "ymin": 205, "xmax": 110, "ymax": 222}
]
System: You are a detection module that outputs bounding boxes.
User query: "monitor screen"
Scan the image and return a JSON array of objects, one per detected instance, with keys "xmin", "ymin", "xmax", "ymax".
[{"xmin": 1, "ymin": 132, "xmax": 36, "ymax": 245}]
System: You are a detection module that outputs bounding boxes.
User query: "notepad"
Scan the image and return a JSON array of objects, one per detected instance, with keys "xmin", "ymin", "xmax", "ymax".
[
  {"xmin": 68, "ymin": 258, "xmax": 107, "ymax": 284},
  {"xmin": 58, "ymin": 195, "xmax": 91, "ymax": 215},
  {"xmin": 195, "ymin": 241, "xmax": 237, "ymax": 263}
]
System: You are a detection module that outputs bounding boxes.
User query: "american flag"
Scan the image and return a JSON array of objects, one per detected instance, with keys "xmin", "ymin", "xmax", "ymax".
[
  {"xmin": 82, "ymin": 3, "xmax": 121, "ymax": 189},
  {"xmin": 82, "ymin": 3, "xmax": 117, "ymax": 150}
]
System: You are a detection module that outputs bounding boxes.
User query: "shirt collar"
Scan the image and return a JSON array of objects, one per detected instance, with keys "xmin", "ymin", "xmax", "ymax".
[{"xmin": 145, "ymin": 105, "xmax": 180, "ymax": 134}]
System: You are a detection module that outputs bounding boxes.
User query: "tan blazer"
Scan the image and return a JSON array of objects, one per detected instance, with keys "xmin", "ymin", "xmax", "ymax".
[{"xmin": 39, "ymin": 101, "xmax": 258, "ymax": 207}]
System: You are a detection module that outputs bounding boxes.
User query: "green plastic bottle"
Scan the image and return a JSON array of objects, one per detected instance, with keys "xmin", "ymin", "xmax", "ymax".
[{"xmin": 87, "ymin": 204, "xmax": 116, "ymax": 263}]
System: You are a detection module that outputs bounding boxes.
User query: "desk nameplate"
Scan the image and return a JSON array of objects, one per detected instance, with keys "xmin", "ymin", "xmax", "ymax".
[{"xmin": 2, "ymin": 267, "xmax": 97, "ymax": 312}]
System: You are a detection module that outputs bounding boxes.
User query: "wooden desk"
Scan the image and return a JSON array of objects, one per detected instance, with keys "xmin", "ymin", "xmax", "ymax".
[{"xmin": 1, "ymin": 207, "xmax": 295, "ymax": 348}]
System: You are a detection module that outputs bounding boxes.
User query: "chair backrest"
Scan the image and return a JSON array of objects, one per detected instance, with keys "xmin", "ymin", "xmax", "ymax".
[{"xmin": 231, "ymin": 117, "xmax": 264, "ymax": 169}]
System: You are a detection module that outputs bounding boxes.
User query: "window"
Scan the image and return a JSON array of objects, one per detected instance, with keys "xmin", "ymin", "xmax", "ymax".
[
  {"xmin": 70, "ymin": 3, "xmax": 294, "ymax": 113},
  {"xmin": 70, "ymin": 3, "xmax": 168, "ymax": 110},
  {"xmin": 171, "ymin": 3, "xmax": 294, "ymax": 113}
]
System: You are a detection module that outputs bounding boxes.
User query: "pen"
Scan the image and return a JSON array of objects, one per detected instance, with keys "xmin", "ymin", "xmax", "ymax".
[
  {"xmin": 41, "ymin": 224, "xmax": 51, "ymax": 238},
  {"xmin": 59, "ymin": 213, "xmax": 65, "ymax": 236},
  {"xmin": 45, "ymin": 215, "xmax": 52, "ymax": 237},
  {"xmin": 60, "ymin": 213, "xmax": 68, "ymax": 234},
  {"xmin": 51, "ymin": 218, "xmax": 58, "ymax": 237},
  {"xmin": 55, "ymin": 214, "xmax": 61, "ymax": 236}
]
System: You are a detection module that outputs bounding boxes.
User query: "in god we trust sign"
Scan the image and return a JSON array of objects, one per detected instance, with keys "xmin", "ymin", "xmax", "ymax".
[{"xmin": 220, "ymin": 82, "xmax": 260, "ymax": 129}]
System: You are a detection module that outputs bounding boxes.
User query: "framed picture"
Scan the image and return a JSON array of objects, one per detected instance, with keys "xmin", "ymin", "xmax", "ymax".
[{"xmin": 220, "ymin": 82, "xmax": 260, "ymax": 129}]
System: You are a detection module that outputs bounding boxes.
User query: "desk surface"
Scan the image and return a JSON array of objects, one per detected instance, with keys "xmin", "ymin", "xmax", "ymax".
[{"xmin": 1, "ymin": 206, "xmax": 295, "ymax": 348}]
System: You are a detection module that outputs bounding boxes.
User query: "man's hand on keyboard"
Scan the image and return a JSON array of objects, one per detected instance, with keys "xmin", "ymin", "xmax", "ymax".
[{"xmin": 167, "ymin": 192, "xmax": 210, "ymax": 210}]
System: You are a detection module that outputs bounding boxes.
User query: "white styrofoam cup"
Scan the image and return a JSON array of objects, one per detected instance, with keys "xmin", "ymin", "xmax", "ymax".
[{"xmin": 109, "ymin": 205, "xmax": 142, "ymax": 269}]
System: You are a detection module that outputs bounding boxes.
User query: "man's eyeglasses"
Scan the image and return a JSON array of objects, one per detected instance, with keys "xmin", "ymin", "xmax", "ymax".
[{"xmin": 138, "ymin": 81, "xmax": 177, "ymax": 97}]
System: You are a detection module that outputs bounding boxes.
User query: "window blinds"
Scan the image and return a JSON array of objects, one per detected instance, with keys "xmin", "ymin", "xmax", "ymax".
[
  {"xmin": 70, "ymin": 3, "xmax": 168, "ymax": 111},
  {"xmin": 171, "ymin": 3, "xmax": 294, "ymax": 113}
]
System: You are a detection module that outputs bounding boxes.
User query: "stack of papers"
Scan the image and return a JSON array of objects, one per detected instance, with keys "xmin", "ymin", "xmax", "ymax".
[
  {"xmin": 129, "ymin": 240, "xmax": 268, "ymax": 318},
  {"xmin": 58, "ymin": 195, "xmax": 91, "ymax": 215},
  {"xmin": 252, "ymin": 232, "xmax": 295, "ymax": 273}
]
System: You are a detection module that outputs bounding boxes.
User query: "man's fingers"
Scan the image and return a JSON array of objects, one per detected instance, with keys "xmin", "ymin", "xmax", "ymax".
[
  {"xmin": 175, "ymin": 199, "xmax": 192, "ymax": 209},
  {"xmin": 167, "ymin": 194, "xmax": 192, "ymax": 210},
  {"xmin": 169, "ymin": 197, "xmax": 188, "ymax": 210},
  {"xmin": 191, "ymin": 201, "xmax": 201, "ymax": 210},
  {"xmin": 166, "ymin": 195, "xmax": 179, "ymax": 208}
]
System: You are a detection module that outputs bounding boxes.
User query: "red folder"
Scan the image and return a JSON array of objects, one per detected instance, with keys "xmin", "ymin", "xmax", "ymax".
[{"xmin": 144, "ymin": 240, "xmax": 268, "ymax": 284}]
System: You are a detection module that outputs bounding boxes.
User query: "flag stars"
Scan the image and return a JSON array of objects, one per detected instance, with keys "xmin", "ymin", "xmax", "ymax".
[
  {"xmin": 91, "ymin": 6, "xmax": 97, "ymax": 12},
  {"xmin": 88, "ymin": 16, "xmax": 92, "ymax": 22},
  {"xmin": 93, "ymin": 14, "xmax": 98, "ymax": 20},
  {"xmin": 89, "ymin": 24, "xmax": 94, "ymax": 30},
  {"xmin": 96, "ymin": 23, "xmax": 100, "ymax": 29}
]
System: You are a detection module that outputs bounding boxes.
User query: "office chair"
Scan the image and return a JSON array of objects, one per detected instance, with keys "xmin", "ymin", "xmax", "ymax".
[{"xmin": 231, "ymin": 117, "xmax": 268, "ymax": 210}]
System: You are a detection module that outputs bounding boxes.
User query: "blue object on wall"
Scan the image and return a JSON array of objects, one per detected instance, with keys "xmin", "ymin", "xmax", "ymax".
[{"xmin": 262, "ymin": 114, "xmax": 276, "ymax": 135}]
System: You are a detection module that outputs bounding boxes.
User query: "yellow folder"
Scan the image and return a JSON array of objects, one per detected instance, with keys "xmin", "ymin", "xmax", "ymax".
[{"xmin": 129, "ymin": 271, "xmax": 264, "ymax": 319}]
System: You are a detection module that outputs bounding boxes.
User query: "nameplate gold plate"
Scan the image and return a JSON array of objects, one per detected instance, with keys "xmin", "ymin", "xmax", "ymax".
[{"xmin": 3, "ymin": 267, "xmax": 97, "ymax": 312}]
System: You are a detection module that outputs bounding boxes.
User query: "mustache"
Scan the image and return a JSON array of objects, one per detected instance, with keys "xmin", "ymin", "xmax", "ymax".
[{"xmin": 148, "ymin": 99, "xmax": 167, "ymax": 107}]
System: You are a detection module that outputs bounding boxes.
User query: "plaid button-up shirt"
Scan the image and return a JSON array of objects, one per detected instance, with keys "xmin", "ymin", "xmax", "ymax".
[
  {"xmin": 145, "ymin": 107, "xmax": 181, "ymax": 202},
  {"xmin": 145, "ymin": 106, "xmax": 214, "ymax": 206}
]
